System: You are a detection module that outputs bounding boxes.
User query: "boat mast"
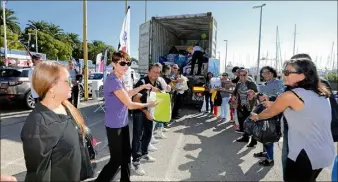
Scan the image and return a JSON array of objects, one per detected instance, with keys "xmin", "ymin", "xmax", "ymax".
[{"xmin": 293, "ymin": 24, "xmax": 297, "ymax": 55}]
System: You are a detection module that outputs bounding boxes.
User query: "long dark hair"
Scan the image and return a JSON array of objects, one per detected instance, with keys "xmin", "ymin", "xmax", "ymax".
[
  {"xmin": 285, "ymin": 54, "xmax": 330, "ymax": 97},
  {"xmin": 260, "ymin": 66, "xmax": 278, "ymax": 78},
  {"xmin": 205, "ymin": 72, "xmax": 213, "ymax": 82}
]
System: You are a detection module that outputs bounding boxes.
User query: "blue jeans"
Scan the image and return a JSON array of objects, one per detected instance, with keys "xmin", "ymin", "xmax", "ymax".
[
  {"xmin": 264, "ymin": 143, "xmax": 274, "ymax": 160},
  {"xmin": 221, "ymin": 97, "xmax": 230, "ymax": 119},
  {"xmin": 282, "ymin": 120, "xmax": 289, "ymax": 181}
]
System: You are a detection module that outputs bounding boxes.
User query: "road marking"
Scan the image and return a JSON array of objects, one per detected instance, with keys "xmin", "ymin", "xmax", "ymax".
[
  {"xmin": 164, "ymin": 120, "xmax": 186, "ymax": 180},
  {"xmin": 1, "ymin": 157, "xmax": 25, "ymax": 169},
  {"xmin": 88, "ymin": 119, "xmax": 104, "ymax": 128}
]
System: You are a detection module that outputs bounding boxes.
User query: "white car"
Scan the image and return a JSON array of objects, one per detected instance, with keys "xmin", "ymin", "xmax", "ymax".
[{"xmin": 79, "ymin": 72, "xmax": 104, "ymax": 97}]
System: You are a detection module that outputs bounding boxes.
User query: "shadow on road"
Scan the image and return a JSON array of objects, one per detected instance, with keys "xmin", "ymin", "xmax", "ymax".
[{"xmin": 170, "ymin": 109, "xmax": 272, "ymax": 181}]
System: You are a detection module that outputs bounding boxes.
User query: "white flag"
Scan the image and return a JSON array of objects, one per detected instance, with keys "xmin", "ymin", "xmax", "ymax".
[{"xmin": 118, "ymin": 6, "xmax": 133, "ymax": 91}]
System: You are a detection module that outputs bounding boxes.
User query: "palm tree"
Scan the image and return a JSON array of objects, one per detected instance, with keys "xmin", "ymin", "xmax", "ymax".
[
  {"xmin": 0, "ymin": 8, "xmax": 21, "ymax": 34},
  {"xmin": 25, "ymin": 20, "xmax": 50, "ymax": 33}
]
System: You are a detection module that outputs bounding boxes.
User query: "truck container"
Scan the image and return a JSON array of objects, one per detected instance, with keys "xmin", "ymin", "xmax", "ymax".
[{"xmin": 138, "ymin": 12, "xmax": 218, "ymax": 108}]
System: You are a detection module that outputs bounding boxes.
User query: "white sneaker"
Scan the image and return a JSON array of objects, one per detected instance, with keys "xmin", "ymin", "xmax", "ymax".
[
  {"xmin": 133, "ymin": 164, "xmax": 146, "ymax": 176},
  {"xmin": 151, "ymin": 136, "xmax": 159, "ymax": 144},
  {"xmin": 148, "ymin": 143, "xmax": 158, "ymax": 152},
  {"xmin": 157, "ymin": 130, "xmax": 167, "ymax": 139},
  {"xmin": 141, "ymin": 155, "xmax": 156, "ymax": 162},
  {"xmin": 162, "ymin": 127, "xmax": 169, "ymax": 132}
]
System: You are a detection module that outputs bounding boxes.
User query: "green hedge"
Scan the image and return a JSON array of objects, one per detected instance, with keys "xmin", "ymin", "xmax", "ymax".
[{"xmin": 325, "ymin": 72, "xmax": 338, "ymax": 82}]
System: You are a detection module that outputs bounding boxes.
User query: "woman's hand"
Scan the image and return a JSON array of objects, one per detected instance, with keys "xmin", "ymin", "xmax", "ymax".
[
  {"xmin": 258, "ymin": 94, "xmax": 269, "ymax": 102},
  {"xmin": 142, "ymin": 84, "xmax": 153, "ymax": 90},
  {"xmin": 147, "ymin": 100, "xmax": 159, "ymax": 107},
  {"xmin": 262, "ymin": 100, "xmax": 274, "ymax": 108},
  {"xmin": 250, "ymin": 112, "xmax": 260, "ymax": 121}
]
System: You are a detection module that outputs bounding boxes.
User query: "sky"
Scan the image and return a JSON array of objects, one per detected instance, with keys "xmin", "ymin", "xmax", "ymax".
[{"xmin": 5, "ymin": 1, "xmax": 338, "ymax": 70}]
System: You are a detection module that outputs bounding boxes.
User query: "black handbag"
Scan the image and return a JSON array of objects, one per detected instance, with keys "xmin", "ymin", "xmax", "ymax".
[
  {"xmin": 244, "ymin": 104, "xmax": 282, "ymax": 144},
  {"xmin": 79, "ymin": 134, "xmax": 95, "ymax": 181},
  {"xmin": 213, "ymin": 91, "xmax": 222, "ymax": 106}
]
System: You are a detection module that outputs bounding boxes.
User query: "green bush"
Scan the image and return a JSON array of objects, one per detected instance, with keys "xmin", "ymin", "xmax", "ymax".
[{"xmin": 325, "ymin": 72, "xmax": 338, "ymax": 82}]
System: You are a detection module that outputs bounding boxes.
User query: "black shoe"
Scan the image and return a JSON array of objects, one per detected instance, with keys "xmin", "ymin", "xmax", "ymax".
[
  {"xmin": 246, "ymin": 141, "xmax": 257, "ymax": 147},
  {"xmin": 259, "ymin": 159, "xmax": 274, "ymax": 166},
  {"xmin": 253, "ymin": 152, "xmax": 267, "ymax": 158},
  {"xmin": 236, "ymin": 136, "xmax": 249, "ymax": 143}
]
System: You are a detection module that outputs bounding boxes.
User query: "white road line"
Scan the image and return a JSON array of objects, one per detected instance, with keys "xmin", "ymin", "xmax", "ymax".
[
  {"xmin": 1, "ymin": 157, "xmax": 25, "ymax": 169},
  {"xmin": 88, "ymin": 119, "xmax": 104, "ymax": 128},
  {"xmin": 164, "ymin": 120, "xmax": 186, "ymax": 180}
]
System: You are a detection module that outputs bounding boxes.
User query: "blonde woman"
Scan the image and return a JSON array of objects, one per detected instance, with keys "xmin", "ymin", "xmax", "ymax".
[{"xmin": 21, "ymin": 62, "xmax": 89, "ymax": 181}]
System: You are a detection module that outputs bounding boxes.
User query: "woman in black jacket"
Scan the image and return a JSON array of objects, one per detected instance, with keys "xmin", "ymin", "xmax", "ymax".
[{"xmin": 21, "ymin": 62, "xmax": 88, "ymax": 182}]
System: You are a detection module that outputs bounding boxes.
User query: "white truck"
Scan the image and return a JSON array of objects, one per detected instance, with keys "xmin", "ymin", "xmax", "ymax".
[{"xmin": 138, "ymin": 12, "xmax": 218, "ymax": 107}]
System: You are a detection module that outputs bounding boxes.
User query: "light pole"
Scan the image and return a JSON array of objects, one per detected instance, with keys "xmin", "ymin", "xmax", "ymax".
[
  {"xmin": 224, "ymin": 40, "xmax": 228, "ymax": 72},
  {"xmin": 83, "ymin": 0, "xmax": 89, "ymax": 100},
  {"xmin": 28, "ymin": 25, "xmax": 39, "ymax": 53},
  {"xmin": 253, "ymin": 3, "xmax": 266, "ymax": 83},
  {"xmin": 145, "ymin": 0, "xmax": 147, "ymax": 23},
  {"xmin": 2, "ymin": 0, "xmax": 8, "ymax": 66}
]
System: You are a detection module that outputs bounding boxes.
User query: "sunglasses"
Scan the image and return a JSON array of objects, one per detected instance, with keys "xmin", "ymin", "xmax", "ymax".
[
  {"xmin": 239, "ymin": 74, "xmax": 247, "ymax": 77},
  {"xmin": 262, "ymin": 71, "xmax": 270, "ymax": 75},
  {"xmin": 118, "ymin": 61, "xmax": 131, "ymax": 67},
  {"xmin": 173, "ymin": 67, "xmax": 178, "ymax": 70},
  {"xmin": 282, "ymin": 70, "xmax": 301, "ymax": 76}
]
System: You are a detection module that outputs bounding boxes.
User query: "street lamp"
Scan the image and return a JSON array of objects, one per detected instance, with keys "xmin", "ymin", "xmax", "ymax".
[
  {"xmin": 253, "ymin": 3, "xmax": 266, "ymax": 83},
  {"xmin": 224, "ymin": 40, "xmax": 228, "ymax": 72},
  {"xmin": 27, "ymin": 25, "xmax": 39, "ymax": 53}
]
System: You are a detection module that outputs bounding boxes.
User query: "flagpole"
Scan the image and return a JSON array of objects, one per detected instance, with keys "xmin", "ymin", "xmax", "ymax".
[
  {"xmin": 2, "ymin": 0, "xmax": 8, "ymax": 66},
  {"xmin": 125, "ymin": 0, "xmax": 128, "ymax": 14}
]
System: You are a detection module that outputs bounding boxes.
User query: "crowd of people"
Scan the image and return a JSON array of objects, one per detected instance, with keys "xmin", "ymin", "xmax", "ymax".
[{"xmin": 3, "ymin": 50, "xmax": 334, "ymax": 182}]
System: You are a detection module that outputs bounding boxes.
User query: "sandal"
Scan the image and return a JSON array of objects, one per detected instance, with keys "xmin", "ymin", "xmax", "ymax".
[
  {"xmin": 253, "ymin": 152, "xmax": 267, "ymax": 158},
  {"xmin": 259, "ymin": 159, "xmax": 274, "ymax": 166}
]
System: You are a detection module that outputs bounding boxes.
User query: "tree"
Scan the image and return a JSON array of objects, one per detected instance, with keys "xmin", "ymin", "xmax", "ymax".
[
  {"xmin": 0, "ymin": 8, "xmax": 21, "ymax": 34},
  {"xmin": 88, "ymin": 40, "xmax": 109, "ymax": 63},
  {"xmin": 33, "ymin": 30, "xmax": 72, "ymax": 60},
  {"xmin": 0, "ymin": 25, "xmax": 24, "ymax": 50}
]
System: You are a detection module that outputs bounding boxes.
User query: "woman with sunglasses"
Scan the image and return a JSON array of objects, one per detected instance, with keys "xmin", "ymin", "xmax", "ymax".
[
  {"xmin": 21, "ymin": 62, "xmax": 89, "ymax": 181},
  {"xmin": 251, "ymin": 66, "xmax": 284, "ymax": 166},
  {"xmin": 251, "ymin": 57, "xmax": 334, "ymax": 181},
  {"xmin": 95, "ymin": 51, "xmax": 156, "ymax": 182}
]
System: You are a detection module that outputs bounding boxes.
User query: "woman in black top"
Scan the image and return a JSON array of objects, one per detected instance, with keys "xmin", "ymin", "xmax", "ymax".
[
  {"xmin": 21, "ymin": 62, "xmax": 87, "ymax": 182},
  {"xmin": 162, "ymin": 64, "xmax": 172, "ymax": 85},
  {"xmin": 204, "ymin": 72, "xmax": 214, "ymax": 113}
]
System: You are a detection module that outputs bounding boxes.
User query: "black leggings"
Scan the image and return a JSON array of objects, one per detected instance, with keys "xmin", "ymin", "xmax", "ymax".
[
  {"xmin": 285, "ymin": 149, "xmax": 322, "ymax": 182},
  {"xmin": 95, "ymin": 125, "xmax": 131, "ymax": 182},
  {"xmin": 204, "ymin": 92, "xmax": 213, "ymax": 112}
]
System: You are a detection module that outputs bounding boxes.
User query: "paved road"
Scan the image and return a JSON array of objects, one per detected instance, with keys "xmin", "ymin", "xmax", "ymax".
[{"xmin": 0, "ymin": 101, "xmax": 333, "ymax": 181}]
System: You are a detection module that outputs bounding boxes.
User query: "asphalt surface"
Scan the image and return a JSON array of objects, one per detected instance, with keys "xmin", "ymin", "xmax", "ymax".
[{"xmin": 0, "ymin": 100, "xmax": 334, "ymax": 181}]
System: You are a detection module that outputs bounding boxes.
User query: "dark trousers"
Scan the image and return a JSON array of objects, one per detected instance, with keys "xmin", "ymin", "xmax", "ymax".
[
  {"xmin": 172, "ymin": 92, "xmax": 184, "ymax": 118},
  {"xmin": 95, "ymin": 125, "xmax": 131, "ymax": 182},
  {"xmin": 285, "ymin": 149, "xmax": 322, "ymax": 182},
  {"xmin": 204, "ymin": 92, "xmax": 213, "ymax": 112},
  {"xmin": 68, "ymin": 85, "xmax": 79, "ymax": 108},
  {"xmin": 190, "ymin": 51, "xmax": 204, "ymax": 75},
  {"xmin": 237, "ymin": 106, "xmax": 251, "ymax": 132},
  {"xmin": 132, "ymin": 112, "xmax": 153, "ymax": 163}
]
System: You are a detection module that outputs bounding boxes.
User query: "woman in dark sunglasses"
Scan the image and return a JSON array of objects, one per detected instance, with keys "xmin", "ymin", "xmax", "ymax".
[
  {"xmin": 250, "ymin": 57, "xmax": 334, "ymax": 182},
  {"xmin": 95, "ymin": 51, "xmax": 156, "ymax": 182}
]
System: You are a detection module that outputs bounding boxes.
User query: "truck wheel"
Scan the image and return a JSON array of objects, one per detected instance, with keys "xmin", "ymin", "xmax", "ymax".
[{"xmin": 25, "ymin": 91, "xmax": 35, "ymax": 109}]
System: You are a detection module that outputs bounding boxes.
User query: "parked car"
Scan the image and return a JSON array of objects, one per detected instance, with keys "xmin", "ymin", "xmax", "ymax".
[
  {"xmin": 0, "ymin": 67, "xmax": 35, "ymax": 109},
  {"xmin": 79, "ymin": 72, "xmax": 104, "ymax": 97}
]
